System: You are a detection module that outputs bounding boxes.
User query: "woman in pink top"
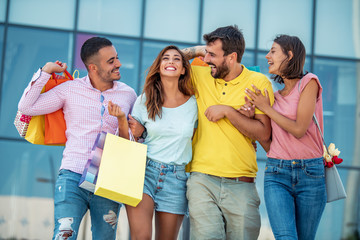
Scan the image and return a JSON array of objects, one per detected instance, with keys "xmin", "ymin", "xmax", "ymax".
[{"xmin": 245, "ymin": 35, "xmax": 326, "ymax": 240}]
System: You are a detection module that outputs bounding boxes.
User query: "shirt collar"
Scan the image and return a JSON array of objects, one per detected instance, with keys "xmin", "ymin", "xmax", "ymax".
[
  {"xmin": 215, "ymin": 64, "xmax": 248, "ymax": 85},
  {"xmin": 84, "ymin": 75, "xmax": 119, "ymax": 92}
]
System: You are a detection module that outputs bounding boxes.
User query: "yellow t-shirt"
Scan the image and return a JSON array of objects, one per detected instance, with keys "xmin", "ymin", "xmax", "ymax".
[{"xmin": 188, "ymin": 64, "xmax": 274, "ymax": 178}]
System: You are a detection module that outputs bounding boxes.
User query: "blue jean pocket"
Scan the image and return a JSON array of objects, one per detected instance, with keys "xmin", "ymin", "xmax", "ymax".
[
  {"xmin": 55, "ymin": 170, "xmax": 80, "ymax": 204},
  {"xmin": 175, "ymin": 169, "xmax": 188, "ymax": 181},
  {"xmin": 303, "ymin": 163, "xmax": 325, "ymax": 178},
  {"xmin": 264, "ymin": 164, "xmax": 279, "ymax": 175},
  {"xmin": 55, "ymin": 175, "xmax": 67, "ymax": 204}
]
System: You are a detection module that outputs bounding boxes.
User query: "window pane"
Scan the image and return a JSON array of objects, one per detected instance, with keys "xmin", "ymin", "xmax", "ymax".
[
  {"xmin": 0, "ymin": 0, "xmax": 6, "ymax": 22},
  {"xmin": 0, "ymin": 140, "xmax": 62, "ymax": 198},
  {"xmin": 315, "ymin": 0, "xmax": 360, "ymax": 58},
  {"xmin": 8, "ymin": 0, "xmax": 75, "ymax": 30},
  {"xmin": 0, "ymin": 26, "xmax": 3, "ymax": 75},
  {"xmin": 144, "ymin": 0, "xmax": 200, "ymax": 43},
  {"xmin": 111, "ymin": 38, "xmax": 140, "ymax": 93},
  {"xmin": 314, "ymin": 58, "xmax": 357, "ymax": 166},
  {"xmin": 242, "ymin": 51, "xmax": 255, "ymax": 68},
  {"xmin": 202, "ymin": 0, "xmax": 257, "ymax": 49},
  {"xmin": 73, "ymin": 34, "xmax": 140, "ymax": 93},
  {"xmin": 78, "ymin": 0, "xmax": 142, "ymax": 37},
  {"xmin": 259, "ymin": 0, "xmax": 312, "ymax": 51},
  {"xmin": 0, "ymin": 27, "xmax": 72, "ymax": 138}
]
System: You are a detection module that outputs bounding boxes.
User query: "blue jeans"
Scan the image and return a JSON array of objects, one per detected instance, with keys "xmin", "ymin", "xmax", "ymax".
[
  {"xmin": 187, "ymin": 172, "xmax": 260, "ymax": 240},
  {"xmin": 264, "ymin": 158, "xmax": 326, "ymax": 240},
  {"xmin": 53, "ymin": 169, "xmax": 121, "ymax": 240}
]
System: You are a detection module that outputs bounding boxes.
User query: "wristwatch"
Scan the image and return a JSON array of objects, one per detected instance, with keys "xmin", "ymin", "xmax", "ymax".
[{"xmin": 140, "ymin": 128, "xmax": 147, "ymax": 139}]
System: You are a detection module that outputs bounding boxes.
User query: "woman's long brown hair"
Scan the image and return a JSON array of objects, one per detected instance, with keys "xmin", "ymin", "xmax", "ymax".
[{"xmin": 143, "ymin": 45, "xmax": 194, "ymax": 121}]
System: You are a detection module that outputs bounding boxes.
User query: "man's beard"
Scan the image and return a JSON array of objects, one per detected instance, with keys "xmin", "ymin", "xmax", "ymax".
[
  {"xmin": 210, "ymin": 59, "xmax": 230, "ymax": 79},
  {"xmin": 99, "ymin": 67, "xmax": 121, "ymax": 81}
]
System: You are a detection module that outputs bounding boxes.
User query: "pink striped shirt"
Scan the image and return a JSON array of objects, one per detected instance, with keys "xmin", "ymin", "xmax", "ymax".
[{"xmin": 18, "ymin": 69, "xmax": 137, "ymax": 174}]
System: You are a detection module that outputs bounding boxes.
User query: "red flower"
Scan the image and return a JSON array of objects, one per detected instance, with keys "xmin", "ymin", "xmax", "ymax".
[
  {"xmin": 332, "ymin": 156, "xmax": 343, "ymax": 164},
  {"xmin": 326, "ymin": 161, "xmax": 334, "ymax": 168}
]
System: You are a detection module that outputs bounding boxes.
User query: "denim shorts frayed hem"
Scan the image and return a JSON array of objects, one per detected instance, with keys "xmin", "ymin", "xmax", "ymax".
[{"xmin": 143, "ymin": 159, "xmax": 188, "ymax": 215}]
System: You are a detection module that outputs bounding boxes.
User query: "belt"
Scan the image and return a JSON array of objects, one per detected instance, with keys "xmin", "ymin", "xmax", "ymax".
[{"xmin": 225, "ymin": 176, "xmax": 255, "ymax": 183}]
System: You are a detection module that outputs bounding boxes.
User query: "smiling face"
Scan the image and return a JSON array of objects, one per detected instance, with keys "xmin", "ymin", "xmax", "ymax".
[
  {"xmin": 159, "ymin": 49, "xmax": 185, "ymax": 79},
  {"xmin": 95, "ymin": 45, "xmax": 122, "ymax": 82},
  {"xmin": 204, "ymin": 39, "xmax": 230, "ymax": 79},
  {"xmin": 265, "ymin": 42, "xmax": 289, "ymax": 76}
]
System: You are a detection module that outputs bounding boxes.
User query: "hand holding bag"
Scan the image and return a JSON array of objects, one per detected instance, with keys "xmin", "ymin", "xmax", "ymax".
[{"xmin": 14, "ymin": 68, "xmax": 73, "ymax": 145}]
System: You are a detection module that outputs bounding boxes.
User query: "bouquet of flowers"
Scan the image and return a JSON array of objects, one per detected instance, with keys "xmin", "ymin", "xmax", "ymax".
[{"xmin": 323, "ymin": 143, "xmax": 343, "ymax": 168}]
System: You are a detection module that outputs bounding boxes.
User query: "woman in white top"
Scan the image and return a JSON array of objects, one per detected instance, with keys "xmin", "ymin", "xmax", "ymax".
[{"xmin": 126, "ymin": 45, "xmax": 197, "ymax": 239}]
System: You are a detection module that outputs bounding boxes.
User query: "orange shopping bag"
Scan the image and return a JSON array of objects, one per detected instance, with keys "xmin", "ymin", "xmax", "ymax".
[{"xmin": 44, "ymin": 69, "xmax": 73, "ymax": 145}]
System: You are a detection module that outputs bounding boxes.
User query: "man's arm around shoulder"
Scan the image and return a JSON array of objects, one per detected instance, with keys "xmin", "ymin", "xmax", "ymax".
[{"xmin": 182, "ymin": 46, "xmax": 206, "ymax": 60}]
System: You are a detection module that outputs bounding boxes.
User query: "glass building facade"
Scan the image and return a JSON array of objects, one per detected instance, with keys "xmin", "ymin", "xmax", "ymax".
[{"xmin": 0, "ymin": 0, "xmax": 359, "ymax": 239}]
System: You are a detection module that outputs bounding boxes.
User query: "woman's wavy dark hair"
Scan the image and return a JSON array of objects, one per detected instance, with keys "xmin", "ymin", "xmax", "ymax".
[
  {"xmin": 142, "ymin": 45, "xmax": 194, "ymax": 121},
  {"xmin": 272, "ymin": 35, "xmax": 306, "ymax": 84}
]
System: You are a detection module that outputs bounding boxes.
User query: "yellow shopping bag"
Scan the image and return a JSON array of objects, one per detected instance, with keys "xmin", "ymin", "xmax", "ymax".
[
  {"xmin": 22, "ymin": 86, "xmax": 45, "ymax": 145},
  {"xmin": 94, "ymin": 133, "xmax": 147, "ymax": 207},
  {"xmin": 25, "ymin": 115, "xmax": 45, "ymax": 145},
  {"xmin": 24, "ymin": 114, "xmax": 63, "ymax": 146}
]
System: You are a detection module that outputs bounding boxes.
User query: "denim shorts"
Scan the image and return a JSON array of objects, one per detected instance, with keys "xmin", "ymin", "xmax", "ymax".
[{"xmin": 143, "ymin": 159, "xmax": 189, "ymax": 215}]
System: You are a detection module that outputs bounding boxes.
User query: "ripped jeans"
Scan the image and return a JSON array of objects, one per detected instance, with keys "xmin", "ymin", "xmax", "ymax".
[{"xmin": 53, "ymin": 169, "xmax": 120, "ymax": 240}]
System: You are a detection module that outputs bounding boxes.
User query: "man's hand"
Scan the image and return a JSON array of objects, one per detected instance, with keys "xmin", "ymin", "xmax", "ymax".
[
  {"xmin": 205, "ymin": 105, "xmax": 232, "ymax": 122},
  {"xmin": 108, "ymin": 101, "xmax": 126, "ymax": 120},
  {"xmin": 128, "ymin": 115, "xmax": 145, "ymax": 138},
  {"xmin": 42, "ymin": 60, "xmax": 67, "ymax": 74}
]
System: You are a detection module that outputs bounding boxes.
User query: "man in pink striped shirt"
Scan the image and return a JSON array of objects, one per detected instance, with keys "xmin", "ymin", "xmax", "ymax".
[{"xmin": 18, "ymin": 37, "xmax": 137, "ymax": 239}]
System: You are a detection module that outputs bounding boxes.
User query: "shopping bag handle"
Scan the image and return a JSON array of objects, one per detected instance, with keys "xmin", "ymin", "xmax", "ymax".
[{"xmin": 51, "ymin": 62, "xmax": 73, "ymax": 80}]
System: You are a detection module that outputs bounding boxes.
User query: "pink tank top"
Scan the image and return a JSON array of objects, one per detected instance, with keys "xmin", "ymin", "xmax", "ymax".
[{"xmin": 267, "ymin": 73, "xmax": 324, "ymax": 160}]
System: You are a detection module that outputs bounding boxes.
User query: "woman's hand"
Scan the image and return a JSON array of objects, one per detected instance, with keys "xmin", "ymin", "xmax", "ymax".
[
  {"xmin": 245, "ymin": 85, "xmax": 271, "ymax": 113},
  {"xmin": 237, "ymin": 96, "xmax": 255, "ymax": 118},
  {"xmin": 128, "ymin": 115, "xmax": 145, "ymax": 138}
]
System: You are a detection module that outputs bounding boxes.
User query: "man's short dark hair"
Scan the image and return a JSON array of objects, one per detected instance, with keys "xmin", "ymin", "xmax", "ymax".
[
  {"xmin": 203, "ymin": 25, "xmax": 245, "ymax": 63},
  {"xmin": 80, "ymin": 37, "xmax": 113, "ymax": 68}
]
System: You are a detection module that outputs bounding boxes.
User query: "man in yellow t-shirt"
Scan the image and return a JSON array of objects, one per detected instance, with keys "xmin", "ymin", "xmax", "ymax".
[{"xmin": 182, "ymin": 25, "xmax": 274, "ymax": 239}]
